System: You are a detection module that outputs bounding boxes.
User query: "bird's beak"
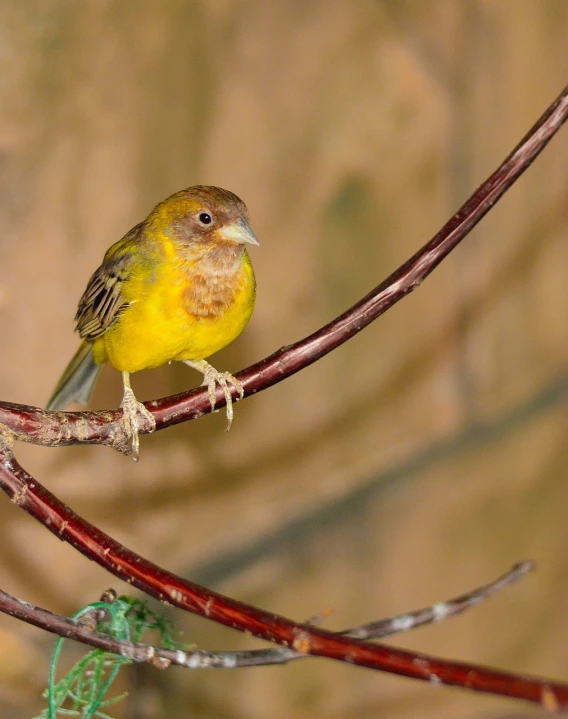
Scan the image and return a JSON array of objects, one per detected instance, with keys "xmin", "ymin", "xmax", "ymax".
[{"xmin": 218, "ymin": 217, "xmax": 259, "ymax": 246}]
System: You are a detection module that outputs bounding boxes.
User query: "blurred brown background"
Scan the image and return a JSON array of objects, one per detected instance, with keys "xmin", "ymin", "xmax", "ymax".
[{"xmin": 0, "ymin": 1, "xmax": 567, "ymax": 717}]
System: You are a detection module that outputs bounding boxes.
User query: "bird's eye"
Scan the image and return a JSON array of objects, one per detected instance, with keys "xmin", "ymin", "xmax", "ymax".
[{"xmin": 198, "ymin": 212, "xmax": 213, "ymax": 226}]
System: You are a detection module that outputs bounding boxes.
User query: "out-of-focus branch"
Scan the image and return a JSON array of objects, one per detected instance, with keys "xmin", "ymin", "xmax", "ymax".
[
  {"xmin": 0, "ymin": 448, "xmax": 567, "ymax": 710},
  {"xmin": 0, "ymin": 563, "xmax": 532, "ymax": 670},
  {"xmin": 0, "ymin": 85, "xmax": 566, "ymax": 453}
]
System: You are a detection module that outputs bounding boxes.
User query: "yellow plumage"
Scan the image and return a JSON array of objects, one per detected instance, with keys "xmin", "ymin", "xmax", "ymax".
[{"xmin": 93, "ymin": 237, "xmax": 255, "ymax": 371}]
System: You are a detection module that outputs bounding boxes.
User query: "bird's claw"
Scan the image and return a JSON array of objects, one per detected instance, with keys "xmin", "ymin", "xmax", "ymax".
[
  {"xmin": 120, "ymin": 387, "xmax": 156, "ymax": 460},
  {"xmin": 202, "ymin": 368, "xmax": 244, "ymax": 431}
]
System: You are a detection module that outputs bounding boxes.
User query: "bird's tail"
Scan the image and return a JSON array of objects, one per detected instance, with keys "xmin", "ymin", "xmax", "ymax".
[{"xmin": 46, "ymin": 341, "xmax": 104, "ymax": 410}]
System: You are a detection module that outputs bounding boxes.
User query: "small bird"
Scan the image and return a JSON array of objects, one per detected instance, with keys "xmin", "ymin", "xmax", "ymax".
[{"xmin": 47, "ymin": 185, "xmax": 258, "ymax": 458}]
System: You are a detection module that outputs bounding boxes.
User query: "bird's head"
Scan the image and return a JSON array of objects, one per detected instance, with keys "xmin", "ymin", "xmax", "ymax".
[{"xmin": 150, "ymin": 185, "xmax": 259, "ymax": 253}]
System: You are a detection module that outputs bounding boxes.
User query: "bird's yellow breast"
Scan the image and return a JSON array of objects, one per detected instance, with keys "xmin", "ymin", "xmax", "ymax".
[{"xmin": 92, "ymin": 238, "xmax": 256, "ymax": 373}]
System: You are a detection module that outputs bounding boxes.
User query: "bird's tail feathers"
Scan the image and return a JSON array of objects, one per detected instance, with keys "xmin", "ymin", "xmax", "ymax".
[{"xmin": 46, "ymin": 341, "xmax": 103, "ymax": 410}]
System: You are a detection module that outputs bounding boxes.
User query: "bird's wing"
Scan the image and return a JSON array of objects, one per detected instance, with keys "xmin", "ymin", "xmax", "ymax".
[{"xmin": 75, "ymin": 223, "xmax": 143, "ymax": 341}]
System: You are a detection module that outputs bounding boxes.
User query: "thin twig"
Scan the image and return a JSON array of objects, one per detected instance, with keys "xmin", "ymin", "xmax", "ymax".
[
  {"xmin": 343, "ymin": 561, "xmax": 533, "ymax": 640},
  {"xmin": 0, "ymin": 562, "xmax": 534, "ymax": 669}
]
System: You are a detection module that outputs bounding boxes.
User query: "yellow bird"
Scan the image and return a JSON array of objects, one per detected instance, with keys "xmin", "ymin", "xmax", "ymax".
[{"xmin": 47, "ymin": 185, "xmax": 258, "ymax": 458}]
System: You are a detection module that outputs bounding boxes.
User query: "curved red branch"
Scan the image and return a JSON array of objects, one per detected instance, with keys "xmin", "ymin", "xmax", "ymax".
[
  {"xmin": 0, "ymin": 449, "xmax": 566, "ymax": 708},
  {"xmin": 0, "ymin": 85, "xmax": 566, "ymax": 450}
]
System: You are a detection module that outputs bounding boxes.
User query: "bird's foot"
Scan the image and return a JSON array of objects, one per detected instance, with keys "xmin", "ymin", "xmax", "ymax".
[
  {"xmin": 203, "ymin": 367, "xmax": 244, "ymax": 431},
  {"xmin": 183, "ymin": 360, "xmax": 244, "ymax": 430},
  {"xmin": 120, "ymin": 386, "xmax": 156, "ymax": 460}
]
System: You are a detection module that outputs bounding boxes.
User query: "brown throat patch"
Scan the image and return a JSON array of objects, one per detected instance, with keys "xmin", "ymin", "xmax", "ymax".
[{"xmin": 181, "ymin": 247, "xmax": 246, "ymax": 320}]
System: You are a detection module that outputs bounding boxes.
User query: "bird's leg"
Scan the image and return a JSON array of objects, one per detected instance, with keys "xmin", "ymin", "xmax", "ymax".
[
  {"xmin": 182, "ymin": 359, "xmax": 244, "ymax": 431},
  {"xmin": 120, "ymin": 371, "xmax": 156, "ymax": 460}
]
